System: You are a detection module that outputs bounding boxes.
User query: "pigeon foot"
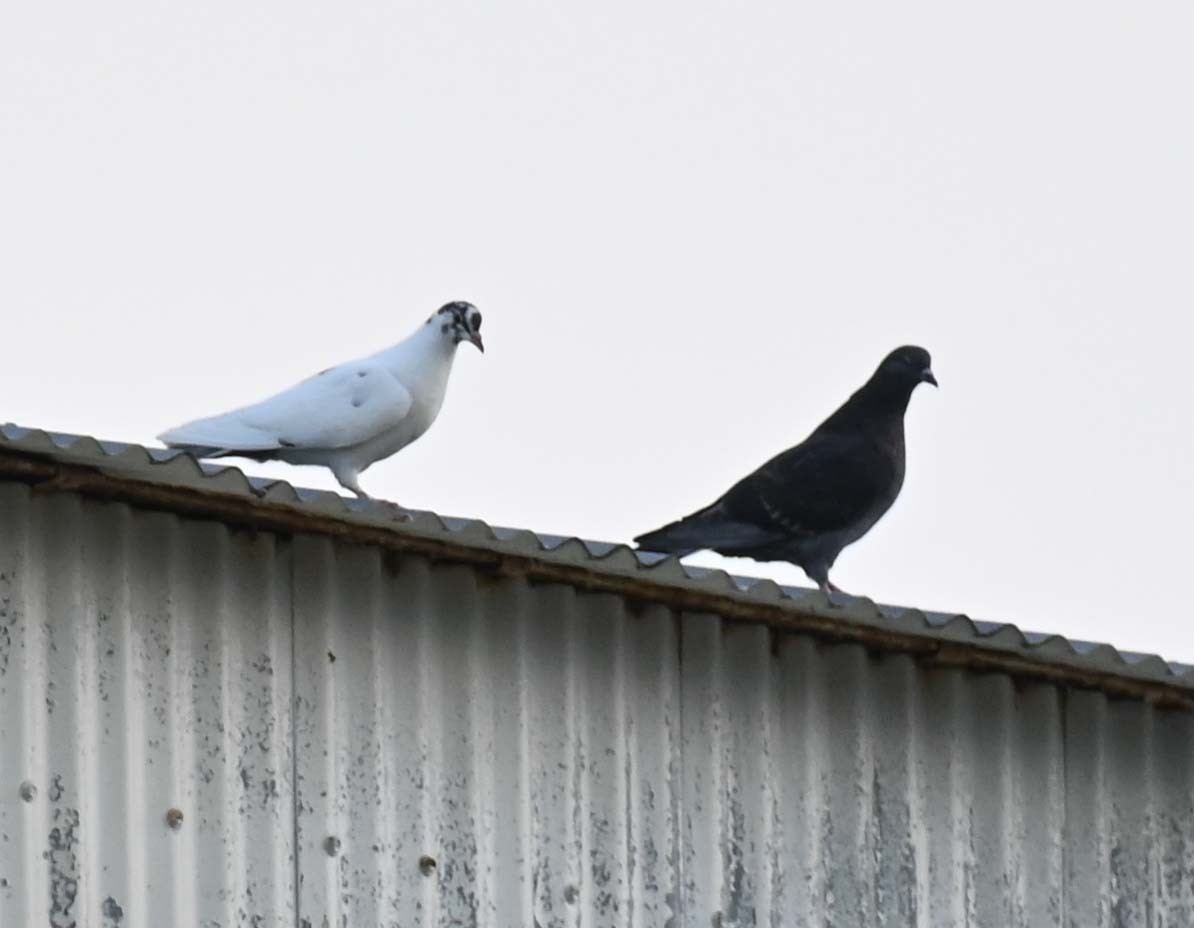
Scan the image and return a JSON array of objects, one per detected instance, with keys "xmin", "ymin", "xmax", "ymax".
[
  {"xmin": 348, "ymin": 486, "xmax": 411, "ymax": 522},
  {"xmin": 818, "ymin": 580, "xmax": 853, "ymax": 607},
  {"xmin": 379, "ymin": 499, "xmax": 411, "ymax": 521},
  {"xmin": 366, "ymin": 496, "xmax": 411, "ymax": 522}
]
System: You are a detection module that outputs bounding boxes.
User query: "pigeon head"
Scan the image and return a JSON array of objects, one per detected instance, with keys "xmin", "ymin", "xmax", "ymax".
[
  {"xmin": 431, "ymin": 301, "xmax": 484, "ymax": 353},
  {"xmin": 873, "ymin": 345, "xmax": 937, "ymax": 392}
]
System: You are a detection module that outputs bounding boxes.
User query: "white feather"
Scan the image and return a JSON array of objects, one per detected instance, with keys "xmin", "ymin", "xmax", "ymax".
[
  {"xmin": 158, "ymin": 305, "xmax": 478, "ymax": 500},
  {"xmin": 159, "ymin": 362, "xmax": 414, "ymax": 452}
]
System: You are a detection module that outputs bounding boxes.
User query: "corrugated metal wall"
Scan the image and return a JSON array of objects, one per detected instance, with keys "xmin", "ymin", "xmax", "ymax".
[
  {"xmin": 0, "ymin": 486, "xmax": 296, "ymax": 927},
  {"xmin": 2, "ymin": 483, "xmax": 1193, "ymax": 927}
]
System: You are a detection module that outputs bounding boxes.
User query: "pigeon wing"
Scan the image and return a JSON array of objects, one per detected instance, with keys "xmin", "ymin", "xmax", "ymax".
[
  {"xmin": 722, "ymin": 430, "xmax": 896, "ymax": 537},
  {"xmin": 160, "ymin": 362, "xmax": 414, "ymax": 453}
]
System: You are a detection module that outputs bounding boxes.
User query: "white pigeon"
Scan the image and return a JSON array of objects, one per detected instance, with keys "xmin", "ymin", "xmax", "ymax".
[{"xmin": 159, "ymin": 301, "xmax": 483, "ymax": 503}]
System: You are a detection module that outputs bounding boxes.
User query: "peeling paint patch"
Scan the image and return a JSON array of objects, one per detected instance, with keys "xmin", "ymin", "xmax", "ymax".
[
  {"xmin": 101, "ymin": 895, "xmax": 125, "ymax": 923},
  {"xmin": 0, "ymin": 571, "xmax": 16, "ymax": 678},
  {"xmin": 48, "ymin": 805, "xmax": 80, "ymax": 928}
]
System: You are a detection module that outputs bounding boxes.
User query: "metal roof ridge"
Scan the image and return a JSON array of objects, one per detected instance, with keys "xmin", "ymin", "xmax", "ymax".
[{"xmin": 2, "ymin": 422, "xmax": 1192, "ymax": 702}]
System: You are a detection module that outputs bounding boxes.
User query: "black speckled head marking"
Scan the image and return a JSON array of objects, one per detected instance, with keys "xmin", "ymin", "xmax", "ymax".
[{"xmin": 430, "ymin": 301, "xmax": 484, "ymax": 352}]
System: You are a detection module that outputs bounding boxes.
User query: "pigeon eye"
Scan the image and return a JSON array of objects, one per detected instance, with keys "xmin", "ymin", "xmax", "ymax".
[{"xmin": 471, "ymin": 312, "xmax": 482, "ymax": 331}]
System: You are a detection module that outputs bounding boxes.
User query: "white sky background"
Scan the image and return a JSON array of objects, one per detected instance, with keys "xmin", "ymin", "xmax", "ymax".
[{"xmin": 2, "ymin": 2, "xmax": 1191, "ymax": 659}]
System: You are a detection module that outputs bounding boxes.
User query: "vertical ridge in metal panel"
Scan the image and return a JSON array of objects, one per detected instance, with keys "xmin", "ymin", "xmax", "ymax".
[
  {"xmin": 382, "ymin": 551, "xmax": 434, "ymax": 926},
  {"xmin": 773, "ymin": 636, "xmax": 826, "ymax": 926},
  {"xmin": 1106, "ymin": 698, "xmax": 1155, "ymax": 926},
  {"xmin": 1152, "ymin": 707, "xmax": 1194, "ymax": 921},
  {"xmin": 716, "ymin": 622, "xmax": 772, "ymax": 928},
  {"xmin": 87, "ymin": 503, "xmax": 144, "ymax": 928},
  {"xmin": 0, "ymin": 486, "xmax": 38, "ymax": 925},
  {"xmin": 868, "ymin": 653, "xmax": 926, "ymax": 926},
  {"xmin": 574, "ymin": 592, "xmax": 629, "ymax": 924},
  {"xmin": 431, "ymin": 562, "xmax": 485, "ymax": 926},
  {"xmin": 474, "ymin": 573, "xmax": 533, "ymax": 924},
  {"xmin": 524, "ymin": 582, "xmax": 572, "ymax": 927},
  {"xmin": 515, "ymin": 587, "xmax": 537, "ymax": 926},
  {"xmin": 916, "ymin": 667, "xmax": 965, "ymax": 926},
  {"xmin": 1064, "ymin": 690, "xmax": 1111, "ymax": 928},
  {"xmin": 624, "ymin": 603, "xmax": 681, "ymax": 928},
  {"xmin": 165, "ymin": 514, "xmax": 203, "ymax": 926},
  {"xmin": 1015, "ymin": 684, "xmax": 1065, "ymax": 926},
  {"xmin": 293, "ymin": 537, "xmax": 377, "ymax": 925},
  {"xmin": 413, "ymin": 558, "xmax": 440, "ymax": 927},
  {"xmin": 965, "ymin": 673, "xmax": 1014, "ymax": 926},
  {"xmin": 365, "ymin": 547, "xmax": 402, "ymax": 919},
  {"xmin": 679, "ymin": 612, "xmax": 726, "ymax": 925},
  {"xmin": 36, "ymin": 493, "xmax": 82, "ymax": 928}
]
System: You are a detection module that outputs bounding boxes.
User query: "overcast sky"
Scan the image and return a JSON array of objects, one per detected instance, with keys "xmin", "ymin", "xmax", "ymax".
[{"xmin": 3, "ymin": 1, "xmax": 1191, "ymax": 660}]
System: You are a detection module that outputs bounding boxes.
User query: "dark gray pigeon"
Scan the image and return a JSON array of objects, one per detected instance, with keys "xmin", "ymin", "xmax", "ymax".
[{"xmin": 634, "ymin": 346, "xmax": 937, "ymax": 595}]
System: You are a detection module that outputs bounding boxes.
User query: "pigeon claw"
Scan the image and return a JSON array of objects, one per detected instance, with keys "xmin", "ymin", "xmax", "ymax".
[
  {"xmin": 377, "ymin": 499, "xmax": 411, "ymax": 522},
  {"xmin": 817, "ymin": 579, "xmax": 853, "ymax": 608},
  {"xmin": 350, "ymin": 488, "xmax": 411, "ymax": 522}
]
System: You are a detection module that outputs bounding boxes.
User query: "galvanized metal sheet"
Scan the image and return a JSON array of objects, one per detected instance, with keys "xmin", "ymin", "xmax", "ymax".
[
  {"xmin": 285, "ymin": 536, "xmax": 1194, "ymax": 927},
  {"xmin": 289, "ymin": 539, "xmax": 683, "ymax": 926},
  {"xmin": 0, "ymin": 485, "xmax": 296, "ymax": 926},
  {"xmin": 2, "ymin": 423, "xmax": 1191, "ymax": 694},
  {"xmin": 2, "ymin": 481, "xmax": 1194, "ymax": 925}
]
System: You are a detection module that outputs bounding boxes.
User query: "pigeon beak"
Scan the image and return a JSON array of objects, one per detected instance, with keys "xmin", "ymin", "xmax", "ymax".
[
  {"xmin": 468, "ymin": 332, "xmax": 485, "ymax": 353},
  {"xmin": 921, "ymin": 368, "xmax": 938, "ymax": 387}
]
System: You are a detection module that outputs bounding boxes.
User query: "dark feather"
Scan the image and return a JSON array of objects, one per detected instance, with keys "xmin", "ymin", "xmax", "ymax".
[
  {"xmin": 634, "ymin": 345, "xmax": 936, "ymax": 593},
  {"xmin": 634, "ymin": 501, "xmax": 785, "ymax": 556},
  {"xmin": 720, "ymin": 431, "xmax": 897, "ymax": 538}
]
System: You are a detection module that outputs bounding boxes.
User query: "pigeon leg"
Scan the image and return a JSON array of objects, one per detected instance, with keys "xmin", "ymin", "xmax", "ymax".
[
  {"xmin": 815, "ymin": 579, "xmax": 849, "ymax": 608},
  {"xmin": 806, "ymin": 562, "xmax": 831, "ymax": 595},
  {"xmin": 333, "ymin": 466, "xmax": 409, "ymax": 519},
  {"xmin": 808, "ymin": 563, "xmax": 851, "ymax": 604},
  {"xmin": 332, "ymin": 466, "xmax": 369, "ymax": 499}
]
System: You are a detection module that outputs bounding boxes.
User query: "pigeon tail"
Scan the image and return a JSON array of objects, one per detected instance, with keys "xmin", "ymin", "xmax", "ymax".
[
  {"xmin": 164, "ymin": 442, "xmax": 234, "ymax": 461},
  {"xmin": 633, "ymin": 520, "xmax": 701, "ymax": 557},
  {"xmin": 634, "ymin": 503, "xmax": 781, "ymax": 557}
]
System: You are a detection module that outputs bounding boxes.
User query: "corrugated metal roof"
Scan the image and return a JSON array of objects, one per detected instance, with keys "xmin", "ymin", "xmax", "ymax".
[
  {"xmin": 1, "ymin": 422, "xmax": 1191, "ymax": 702},
  {"xmin": 3, "ymin": 438, "xmax": 1194, "ymax": 924}
]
